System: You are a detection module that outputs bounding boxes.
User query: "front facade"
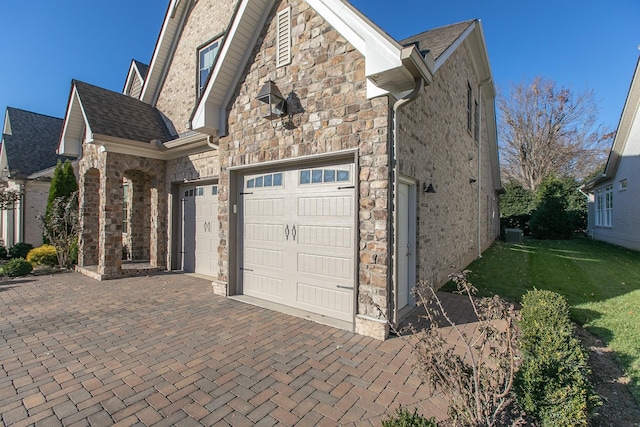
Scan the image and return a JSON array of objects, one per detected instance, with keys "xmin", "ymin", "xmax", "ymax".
[
  {"xmin": 58, "ymin": 0, "xmax": 501, "ymax": 339},
  {"xmin": 582, "ymin": 57, "xmax": 640, "ymax": 251}
]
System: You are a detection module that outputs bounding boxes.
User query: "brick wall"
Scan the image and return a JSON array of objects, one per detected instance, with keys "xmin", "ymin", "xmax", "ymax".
[{"xmin": 397, "ymin": 45, "xmax": 500, "ymax": 288}]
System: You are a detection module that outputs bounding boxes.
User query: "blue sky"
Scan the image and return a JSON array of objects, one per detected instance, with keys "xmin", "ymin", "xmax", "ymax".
[{"xmin": 1, "ymin": 1, "xmax": 638, "ymax": 131}]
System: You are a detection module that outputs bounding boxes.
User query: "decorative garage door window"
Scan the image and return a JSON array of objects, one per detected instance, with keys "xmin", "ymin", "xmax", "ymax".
[
  {"xmin": 299, "ymin": 168, "xmax": 350, "ymax": 185},
  {"xmin": 246, "ymin": 172, "xmax": 283, "ymax": 189}
]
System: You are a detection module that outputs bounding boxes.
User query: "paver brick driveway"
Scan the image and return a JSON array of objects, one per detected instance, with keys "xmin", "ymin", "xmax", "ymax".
[{"xmin": 0, "ymin": 271, "xmax": 467, "ymax": 426}]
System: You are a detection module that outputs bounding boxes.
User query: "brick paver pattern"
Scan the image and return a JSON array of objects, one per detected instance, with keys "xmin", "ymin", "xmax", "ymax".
[{"xmin": 0, "ymin": 271, "xmax": 477, "ymax": 426}]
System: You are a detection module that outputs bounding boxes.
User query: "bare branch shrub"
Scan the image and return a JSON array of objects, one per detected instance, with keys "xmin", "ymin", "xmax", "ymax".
[
  {"xmin": 391, "ymin": 271, "xmax": 522, "ymax": 426},
  {"xmin": 38, "ymin": 192, "xmax": 79, "ymax": 268}
]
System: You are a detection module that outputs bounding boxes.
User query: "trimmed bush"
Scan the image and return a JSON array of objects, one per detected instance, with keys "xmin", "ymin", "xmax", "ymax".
[
  {"xmin": 8, "ymin": 242, "xmax": 34, "ymax": 259},
  {"xmin": 0, "ymin": 246, "xmax": 7, "ymax": 259},
  {"xmin": 382, "ymin": 407, "xmax": 437, "ymax": 427},
  {"xmin": 3, "ymin": 258, "xmax": 33, "ymax": 277},
  {"xmin": 26, "ymin": 245, "xmax": 58, "ymax": 267},
  {"xmin": 515, "ymin": 289, "xmax": 599, "ymax": 426}
]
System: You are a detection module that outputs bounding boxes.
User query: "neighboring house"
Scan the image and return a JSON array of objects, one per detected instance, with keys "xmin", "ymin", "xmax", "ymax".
[
  {"xmin": 57, "ymin": 0, "xmax": 502, "ymax": 339},
  {"xmin": 582, "ymin": 57, "xmax": 640, "ymax": 251},
  {"xmin": 0, "ymin": 107, "xmax": 73, "ymax": 248}
]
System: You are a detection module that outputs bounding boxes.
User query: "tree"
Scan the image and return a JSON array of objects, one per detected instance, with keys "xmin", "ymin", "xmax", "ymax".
[
  {"xmin": 499, "ymin": 182, "xmax": 537, "ymax": 235},
  {"xmin": 46, "ymin": 160, "xmax": 78, "ymax": 219},
  {"xmin": 38, "ymin": 192, "xmax": 79, "ymax": 268},
  {"xmin": 529, "ymin": 176, "xmax": 573, "ymax": 239},
  {"xmin": 498, "ymin": 77, "xmax": 612, "ymax": 191}
]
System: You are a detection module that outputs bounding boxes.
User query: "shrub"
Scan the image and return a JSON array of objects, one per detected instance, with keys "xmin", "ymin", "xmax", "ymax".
[
  {"xmin": 3, "ymin": 258, "xmax": 33, "ymax": 277},
  {"xmin": 0, "ymin": 246, "xmax": 7, "ymax": 259},
  {"xmin": 382, "ymin": 406, "xmax": 437, "ymax": 427},
  {"xmin": 515, "ymin": 289, "xmax": 599, "ymax": 426},
  {"xmin": 8, "ymin": 242, "xmax": 34, "ymax": 259},
  {"xmin": 26, "ymin": 245, "xmax": 58, "ymax": 267}
]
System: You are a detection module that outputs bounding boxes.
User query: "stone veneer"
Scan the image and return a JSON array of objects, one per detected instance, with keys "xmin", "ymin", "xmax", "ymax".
[
  {"xmin": 78, "ymin": 144, "xmax": 166, "ymax": 279},
  {"xmin": 212, "ymin": 0, "xmax": 392, "ymax": 338}
]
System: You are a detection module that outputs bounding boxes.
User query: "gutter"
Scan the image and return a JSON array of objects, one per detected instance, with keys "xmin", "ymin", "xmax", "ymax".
[
  {"xmin": 390, "ymin": 77, "xmax": 424, "ymax": 327},
  {"xmin": 477, "ymin": 76, "xmax": 492, "ymax": 259}
]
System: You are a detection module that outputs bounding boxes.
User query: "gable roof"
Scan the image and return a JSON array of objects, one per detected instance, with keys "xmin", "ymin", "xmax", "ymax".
[
  {"xmin": 582, "ymin": 56, "xmax": 640, "ymax": 192},
  {"xmin": 123, "ymin": 59, "xmax": 150, "ymax": 97},
  {"xmin": 401, "ymin": 20, "xmax": 475, "ymax": 65},
  {"xmin": 58, "ymin": 80, "xmax": 173, "ymax": 157},
  {"xmin": 1, "ymin": 107, "xmax": 69, "ymax": 178},
  {"xmin": 191, "ymin": 0, "xmax": 434, "ymax": 136}
]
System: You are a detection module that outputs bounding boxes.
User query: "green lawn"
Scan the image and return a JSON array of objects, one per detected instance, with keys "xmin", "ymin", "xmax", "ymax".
[{"xmin": 460, "ymin": 237, "xmax": 640, "ymax": 403}]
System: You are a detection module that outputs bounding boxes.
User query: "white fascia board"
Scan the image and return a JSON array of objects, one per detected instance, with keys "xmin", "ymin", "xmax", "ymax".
[
  {"xmin": 90, "ymin": 133, "xmax": 213, "ymax": 161},
  {"xmin": 141, "ymin": 0, "xmax": 190, "ymax": 105},
  {"xmin": 191, "ymin": 100, "xmax": 221, "ymax": 136},
  {"xmin": 0, "ymin": 140, "xmax": 8, "ymax": 173},
  {"xmin": 59, "ymin": 87, "xmax": 89, "ymax": 157},
  {"xmin": 3, "ymin": 110, "xmax": 11, "ymax": 136},
  {"xmin": 193, "ymin": 0, "xmax": 275, "ymax": 136}
]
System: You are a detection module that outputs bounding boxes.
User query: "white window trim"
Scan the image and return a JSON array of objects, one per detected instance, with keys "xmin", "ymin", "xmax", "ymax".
[{"xmin": 595, "ymin": 185, "xmax": 613, "ymax": 227}]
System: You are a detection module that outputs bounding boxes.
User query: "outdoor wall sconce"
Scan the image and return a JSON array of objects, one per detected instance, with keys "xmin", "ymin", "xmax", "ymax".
[
  {"xmin": 469, "ymin": 177, "xmax": 477, "ymax": 184},
  {"xmin": 257, "ymin": 80, "xmax": 303, "ymax": 130},
  {"xmin": 423, "ymin": 182, "xmax": 436, "ymax": 193}
]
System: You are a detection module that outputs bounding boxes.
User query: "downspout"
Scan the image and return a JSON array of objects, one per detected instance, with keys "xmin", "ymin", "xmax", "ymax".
[
  {"xmin": 391, "ymin": 77, "xmax": 424, "ymax": 326},
  {"xmin": 477, "ymin": 77, "xmax": 492, "ymax": 259}
]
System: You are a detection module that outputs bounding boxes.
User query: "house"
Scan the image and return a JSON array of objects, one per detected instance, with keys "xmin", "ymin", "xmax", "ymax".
[
  {"xmin": 57, "ymin": 0, "xmax": 502, "ymax": 339},
  {"xmin": 0, "ymin": 107, "xmax": 73, "ymax": 248},
  {"xmin": 582, "ymin": 57, "xmax": 640, "ymax": 251}
]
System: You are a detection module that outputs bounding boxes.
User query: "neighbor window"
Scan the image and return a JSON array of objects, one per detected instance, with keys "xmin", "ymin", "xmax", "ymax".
[
  {"xmin": 620, "ymin": 179, "xmax": 628, "ymax": 190},
  {"xmin": 595, "ymin": 185, "xmax": 613, "ymax": 227},
  {"xmin": 198, "ymin": 37, "xmax": 222, "ymax": 96}
]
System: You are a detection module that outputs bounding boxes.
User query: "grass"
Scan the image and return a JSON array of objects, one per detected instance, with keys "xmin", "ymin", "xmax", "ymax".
[{"xmin": 458, "ymin": 237, "xmax": 640, "ymax": 403}]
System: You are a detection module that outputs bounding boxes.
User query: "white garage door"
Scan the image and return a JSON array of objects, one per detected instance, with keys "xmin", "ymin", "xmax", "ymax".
[
  {"xmin": 240, "ymin": 163, "xmax": 355, "ymax": 323},
  {"xmin": 181, "ymin": 184, "xmax": 219, "ymax": 277}
]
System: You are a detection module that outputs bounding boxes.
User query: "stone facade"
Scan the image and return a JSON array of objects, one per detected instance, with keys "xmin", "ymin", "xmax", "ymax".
[
  {"xmin": 72, "ymin": 0, "xmax": 500, "ymax": 339},
  {"xmin": 78, "ymin": 144, "xmax": 166, "ymax": 279}
]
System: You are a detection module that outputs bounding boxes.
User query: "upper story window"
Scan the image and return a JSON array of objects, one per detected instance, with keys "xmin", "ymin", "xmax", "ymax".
[
  {"xmin": 474, "ymin": 99, "xmax": 480, "ymax": 142},
  {"xmin": 198, "ymin": 37, "xmax": 222, "ymax": 96},
  {"xmin": 620, "ymin": 179, "xmax": 628, "ymax": 190}
]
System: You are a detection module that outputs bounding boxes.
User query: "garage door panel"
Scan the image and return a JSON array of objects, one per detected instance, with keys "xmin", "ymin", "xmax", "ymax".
[
  {"xmin": 244, "ymin": 246, "xmax": 284, "ymax": 269},
  {"xmin": 297, "ymin": 195, "xmax": 352, "ymax": 217},
  {"xmin": 181, "ymin": 184, "xmax": 219, "ymax": 278},
  {"xmin": 297, "ymin": 282, "xmax": 352, "ymax": 321},
  {"xmin": 297, "ymin": 225, "xmax": 352, "ymax": 248},
  {"xmin": 245, "ymin": 197, "xmax": 285, "ymax": 217},
  {"xmin": 244, "ymin": 273, "xmax": 284, "ymax": 299},
  {"xmin": 297, "ymin": 253, "xmax": 351, "ymax": 279},
  {"xmin": 244, "ymin": 223, "xmax": 285, "ymax": 243}
]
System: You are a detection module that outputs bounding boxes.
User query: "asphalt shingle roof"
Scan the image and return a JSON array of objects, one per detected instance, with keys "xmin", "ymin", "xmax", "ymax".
[
  {"xmin": 2, "ymin": 108, "xmax": 69, "ymax": 178},
  {"xmin": 400, "ymin": 20, "xmax": 476, "ymax": 62},
  {"xmin": 73, "ymin": 80, "xmax": 173, "ymax": 143}
]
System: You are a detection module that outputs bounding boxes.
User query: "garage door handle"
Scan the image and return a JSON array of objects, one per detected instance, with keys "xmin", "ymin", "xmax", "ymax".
[
  {"xmin": 285, "ymin": 225, "xmax": 290, "ymax": 240},
  {"xmin": 292, "ymin": 225, "xmax": 296, "ymax": 241}
]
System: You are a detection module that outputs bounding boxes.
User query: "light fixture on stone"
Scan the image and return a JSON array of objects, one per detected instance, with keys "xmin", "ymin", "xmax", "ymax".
[
  {"xmin": 257, "ymin": 80, "xmax": 287, "ymax": 120},
  {"xmin": 423, "ymin": 182, "xmax": 436, "ymax": 193}
]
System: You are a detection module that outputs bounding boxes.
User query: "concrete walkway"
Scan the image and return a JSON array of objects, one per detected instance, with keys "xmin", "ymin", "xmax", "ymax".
[{"xmin": 0, "ymin": 271, "xmax": 478, "ymax": 426}]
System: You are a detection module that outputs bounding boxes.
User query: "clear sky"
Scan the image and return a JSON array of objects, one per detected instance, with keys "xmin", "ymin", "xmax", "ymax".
[{"xmin": 1, "ymin": 1, "xmax": 638, "ymax": 131}]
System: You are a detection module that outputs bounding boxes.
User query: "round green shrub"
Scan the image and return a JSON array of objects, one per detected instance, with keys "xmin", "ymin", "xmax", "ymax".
[
  {"xmin": 3, "ymin": 258, "xmax": 33, "ymax": 277},
  {"xmin": 0, "ymin": 246, "xmax": 7, "ymax": 259},
  {"xmin": 26, "ymin": 245, "xmax": 58, "ymax": 267},
  {"xmin": 8, "ymin": 242, "xmax": 34, "ymax": 259}
]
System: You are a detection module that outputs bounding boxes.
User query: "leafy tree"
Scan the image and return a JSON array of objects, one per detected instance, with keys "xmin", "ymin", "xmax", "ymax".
[
  {"xmin": 529, "ymin": 177, "xmax": 573, "ymax": 239},
  {"xmin": 499, "ymin": 182, "xmax": 536, "ymax": 235},
  {"xmin": 46, "ymin": 160, "xmax": 78, "ymax": 220},
  {"xmin": 38, "ymin": 192, "xmax": 79, "ymax": 268},
  {"xmin": 498, "ymin": 77, "xmax": 612, "ymax": 191}
]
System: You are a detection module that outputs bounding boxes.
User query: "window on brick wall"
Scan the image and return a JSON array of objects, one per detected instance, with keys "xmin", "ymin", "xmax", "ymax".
[
  {"xmin": 474, "ymin": 99, "xmax": 479, "ymax": 142},
  {"xmin": 198, "ymin": 36, "xmax": 223, "ymax": 97},
  {"xmin": 122, "ymin": 183, "xmax": 129, "ymax": 234}
]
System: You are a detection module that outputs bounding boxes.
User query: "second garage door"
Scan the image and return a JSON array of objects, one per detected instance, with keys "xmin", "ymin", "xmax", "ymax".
[
  {"xmin": 181, "ymin": 183, "xmax": 219, "ymax": 277},
  {"xmin": 240, "ymin": 163, "xmax": 355, "ymax": 323}
]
